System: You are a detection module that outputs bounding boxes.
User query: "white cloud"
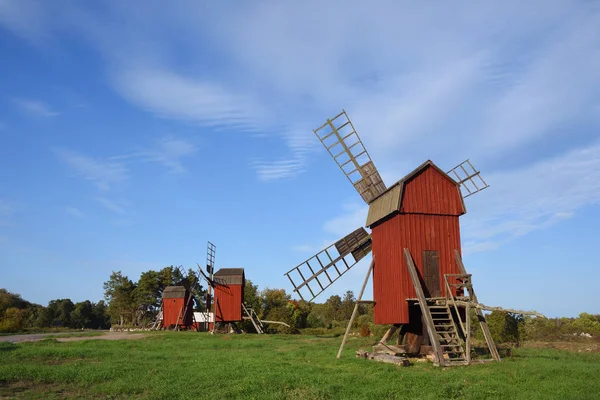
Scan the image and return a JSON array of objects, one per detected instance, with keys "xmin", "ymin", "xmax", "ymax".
[
  {"xmin": 251, "ymin": 157, "xmax": 306, "ymax": 182},
  {"xmin": 96, "ymin": 197, "xmax": 129, "ymax": 214},
  {"xmin": 112, "ymin": 68, "xmax": 268, "ymax": 131},
  {"xmin": 3, "ymin": 0, "xmax": 600, "ymax": 255},
  {"xmin": 13, "ymin": 98, "xmax": 59, "ymax": 117},
  {"xmin": 54, "ymin": 149, "xmax": 128, "ymax": 191},
  {"xmin": 0, "ymin": 0, "xmax": 47, "ymax": 42},
  {"xmin": 112, "ymin": 136, "xmax": 198, "ymax": 174},
  {"xmin": 461, "ymin": 141, "xmax": 600, "ymax": 253}
]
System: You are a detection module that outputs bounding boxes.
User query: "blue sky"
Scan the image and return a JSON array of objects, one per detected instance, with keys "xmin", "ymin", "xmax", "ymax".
[{"xmin": 1, "ymin": 1, "xmax": 599, "ymax": 318}]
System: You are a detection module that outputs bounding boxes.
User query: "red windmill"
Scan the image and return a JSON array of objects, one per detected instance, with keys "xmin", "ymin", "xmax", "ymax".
[{"xmin": 284, "ymin": 110, "xmax": 503, "ymax": 366}]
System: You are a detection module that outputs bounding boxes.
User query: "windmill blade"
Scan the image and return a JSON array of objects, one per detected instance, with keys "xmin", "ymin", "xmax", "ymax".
[
  {"xmin": 284, "ymin": 227, "xmax": 372, "ymax": 302},
  {"xmin": 314, "ymin": 110, "xmax": 386, "ymax": 204},
  {"xmin": 197, "ymin": 264, "xmax": 217, "ymax": 288},
  {"xmin": 206, "ymin": 241, "xmax": 216, "ymax": 274},
  {"xmin": 446, "ymin": 159, "xmax": 489, "ymax": 198}
]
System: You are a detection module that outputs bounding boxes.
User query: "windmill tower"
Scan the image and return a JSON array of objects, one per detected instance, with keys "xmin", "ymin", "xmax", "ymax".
[{"xmin": 284, "ymin": 110, "xmax": 501, "ymax": 366}]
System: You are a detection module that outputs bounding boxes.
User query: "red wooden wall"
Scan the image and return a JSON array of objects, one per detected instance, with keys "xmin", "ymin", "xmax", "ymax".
[
  {"xmin": 214, "ymin": 284, "xmax": 243, "ymax": 322},
  {"xmin": 371, "ymin": 165, "xmax": 464, "ymax": 325},
  {"xmin": 162, "ymin": 297, "xmax": 193, "ymax": 328}
]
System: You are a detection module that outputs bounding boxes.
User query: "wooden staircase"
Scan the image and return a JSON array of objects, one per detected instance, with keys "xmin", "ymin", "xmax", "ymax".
[
  {"xmin": 242, "ymin": 303, "xmax": 264, "ymax": 334},
  {"xmin": 428, "ymin": 301, "xmax": 468, "ymax": 365},
  {"xmin": 403, "ymin": 248, "xmax": 501, "ymax": 366}
]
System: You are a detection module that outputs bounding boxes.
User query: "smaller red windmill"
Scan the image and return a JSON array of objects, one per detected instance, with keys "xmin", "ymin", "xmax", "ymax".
[
  {"xmin": 284, "ymin": 110, "xmax": 518, "ymax": 366},
  {"xmin": 200, "ymin": 242, "xmax": 288, "ymax": 334}
]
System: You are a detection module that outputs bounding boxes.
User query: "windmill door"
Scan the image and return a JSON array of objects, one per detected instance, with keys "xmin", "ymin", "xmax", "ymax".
[{"xmin": 422, "ymin": 250, "xmax": 441, "ymax": 297}]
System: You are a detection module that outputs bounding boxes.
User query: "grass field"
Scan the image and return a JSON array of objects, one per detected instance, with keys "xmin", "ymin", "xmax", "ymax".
[{"xmin": 0, "ymin": 332, "xmax": 598, "ymax": 399}]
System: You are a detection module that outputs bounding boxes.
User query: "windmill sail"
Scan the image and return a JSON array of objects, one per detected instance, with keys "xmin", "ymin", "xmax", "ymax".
[
  {"xmin": 314, "ymin": 110, "xmax": 386, "ymax": 204},
  {"xmin": 446, "ymin": 159, "xmax": 489, "ymax": 198},
  {"xmin": 284, "ymin": 227, "xmax": 372, "ymax": 302}
]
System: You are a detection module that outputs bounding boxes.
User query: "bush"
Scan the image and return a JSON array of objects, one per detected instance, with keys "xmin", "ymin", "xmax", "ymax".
[
  {"xmin": 0, "ymin": 308, "xmax": 28, "ymax": 333},
  {"xmin": 359, "ymin": 324, "xmax": 371, "ymax": 337}
]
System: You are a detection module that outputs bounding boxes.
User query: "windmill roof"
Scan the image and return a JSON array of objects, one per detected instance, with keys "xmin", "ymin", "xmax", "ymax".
[
  {"xmin": 162, "ymin": 286, "xmax": 188, "ymax": 299},
  {"xmin": 214, "ymin": 268, "xmax": 245, "ymax": 285},
  {"xmin": 365, "ymin": 160, "xmax": 466, "ymax": 227}
]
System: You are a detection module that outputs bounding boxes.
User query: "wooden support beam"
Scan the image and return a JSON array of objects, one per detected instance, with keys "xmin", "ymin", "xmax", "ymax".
[
  {"xmin": 404, "ymin": 248, "xmax": 445, "ymax": 365},
  {"xmin": 454, "ymin": 250, "xmax": 501, "ymax": 362},
  {"xmin": 337, "ymin": 259, "xmax": 374, "ymax": 359},
  {"xmin": 466, "ymin": 303, "xmax": 471, "ymax": 364},
  {"xmin": 379, "ymin": 325, "xmax": 399, "ymax": 345}
]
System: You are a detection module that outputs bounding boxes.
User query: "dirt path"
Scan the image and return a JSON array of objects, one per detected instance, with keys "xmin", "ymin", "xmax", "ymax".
[
  {"xmin": 56, "ymin": 332, "xmax": 148, "ymax": 342},
  {"xmin": 0, "ymin": 331, "xmax": 147, "ymax": 343}
]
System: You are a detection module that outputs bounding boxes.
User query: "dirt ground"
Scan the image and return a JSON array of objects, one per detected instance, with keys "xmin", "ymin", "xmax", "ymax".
[
  {"xmin": 522, "ymin": 340, "xmax": 600, "ymax": 353},
  {"xmin": 0, "ymin": 331, "xmax": 147, "ymax": 343}
]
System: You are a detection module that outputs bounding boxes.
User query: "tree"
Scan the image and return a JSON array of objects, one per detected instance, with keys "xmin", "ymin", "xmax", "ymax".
[
  {"xmin": 71, "ymin": 301, "xmax": 94, "ymax": 329},
  {"xmin": 244, "ymin": 280, "xmax": 261, "ymax": 316},
  {"xmin": 323, "ymin": 295, "xmax": 342, "ymax": 323},
  {"xmin": 339, "ymin": 290, "xmax": 356, "ymax": 321},
  {"xmin": 486, "ymin": 311, "xmax": 524, "ymax": 346},
  {"xmin": 0, "ymin": 307, "xmax": 28, "ymax": 332},
  {"xmin": 91, "ymin": 301, "xmax": 110, "ymax": 329},
  {"xmin": 134, "ymin": 270, "xmax": 164, "ymax": 325},
  {"xmin": 103, "ymin": 271, "xmax": 136, "ymax": 326},
  {"xmin": 46, "ymin": 299, "xmax": 75, "ymax": 328},
  {"xmin": 262, "ymin": 288, "xmax": 290, "ymax": 318}
]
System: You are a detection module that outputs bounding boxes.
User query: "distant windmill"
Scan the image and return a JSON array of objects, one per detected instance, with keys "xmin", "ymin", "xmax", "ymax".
[
  {"xmin": 283, "ymin": 110, "xmax": 506, "ymax": 366},
  {"xmin": 199, "ymin": 242, "xmax": 289, "ymax": 334}
]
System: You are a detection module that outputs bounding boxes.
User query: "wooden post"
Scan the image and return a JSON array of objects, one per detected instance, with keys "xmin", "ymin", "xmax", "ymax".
[
  {"xmin": 337, "ymin": 259, "xmax": 375, "ymax": 359},
  {"xmin": 465, "ymin": 303, "xmax": 471, "ymax": 363},
  {"xmin": 404, "ymin": 248, "xmax": 445, "ymax": 365},
  {"xmin": 454, "ymin": 250, "xmax": 501, "ymax": 362},
  {"xmin": 379, "ymin": 325, "xmax": 399, "ymax": 344}
]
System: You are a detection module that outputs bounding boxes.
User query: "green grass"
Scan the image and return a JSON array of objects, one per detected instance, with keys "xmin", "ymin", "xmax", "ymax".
[{"xmin": 0, "ymin": 332, "xmax": 598, "ymax": 399}]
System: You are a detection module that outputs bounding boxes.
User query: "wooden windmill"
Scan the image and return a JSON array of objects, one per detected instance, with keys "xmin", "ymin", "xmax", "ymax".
[
  {"xmin": 199, "ymin": 242, "xmax": 289, "ymax": 334},
  {"xmin": 283, "ymin": 110, "xmax": 502, "ymax": 366}
]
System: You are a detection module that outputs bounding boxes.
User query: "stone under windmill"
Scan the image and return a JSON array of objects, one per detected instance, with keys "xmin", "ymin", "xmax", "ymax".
[{"xmin": 284, "ymin": 110, "xmax": 540, "ymax": 366}]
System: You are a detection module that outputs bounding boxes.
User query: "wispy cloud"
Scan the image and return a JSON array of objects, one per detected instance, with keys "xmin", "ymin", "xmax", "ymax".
[
  {"xmin": 112, "ymin": 136, "xmax": 198, "ymax": 174},
  {"xmin": 96, "ymin": 197, "xmax": 129, "ymax": 214},
  {"xmin": 461, "ymin": 141, "xmax": 600, "ymax": 253},
  {"xmin": 251, "ymin": 157, "xmax": 306, "ymax": 182},
  {"xmin": 0, "ymin": 0, "xmax": 47, "ymax": 43},
  {"xmin": 65, "ymin": 206, "xmax": 86, "ymax": 219},
  {"xmin": 54, "ymin": 149, "xmax": 128, "ymax": 191},
  {"xmin": 13, "ymin": 98, "xmax": 59, "ymax": 117},
  {"xmin": 112, "ymin": 68, "xmax": 268, "ymax": 131}
]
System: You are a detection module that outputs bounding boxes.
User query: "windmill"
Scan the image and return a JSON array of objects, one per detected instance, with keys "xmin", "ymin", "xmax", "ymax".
[
  {"xmin": 283, "ymin": 110, "xmax": 503, "ymax": 366},
  {"xmin": 154, "ymin": 265, "xmax": 204, "ymax": 331},
  {"xmin": 199, "ymin": 242, "xmax": 290, "ymax": 334}
]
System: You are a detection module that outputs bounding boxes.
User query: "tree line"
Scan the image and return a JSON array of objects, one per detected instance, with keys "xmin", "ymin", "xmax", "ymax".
[
  {"xmin": 3, "ymin": 264, "xmax": 600, "ymax": 346},
  {"xmin": 0, "ymin": 289, "xmax": 109, "ymax": 332}
]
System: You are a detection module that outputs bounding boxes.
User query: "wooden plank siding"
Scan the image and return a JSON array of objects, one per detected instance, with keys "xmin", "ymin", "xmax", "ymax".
[
  {"xmin": 162, "ymin": 296, "xmax": 194, "ymax": 328},
  {"xmin": 214, "ymin": 283, "xmax": 244, "ymax": 322},
  {"xmin": 399, "ymin": 166, "xmax": 465, "ymax": 216},
  {"xmin": 370, "ymin": 164, "xmax": 465, "ymax": 325}
]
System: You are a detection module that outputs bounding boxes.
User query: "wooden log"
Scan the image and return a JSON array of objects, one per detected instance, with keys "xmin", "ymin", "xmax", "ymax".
[
  {"xmin": 366, "ymin": 352, "xmax": 410, "ymax": 367},
  {"xmin": 372, "ymin": 344, "xmax": 407, "ymax": 356}
]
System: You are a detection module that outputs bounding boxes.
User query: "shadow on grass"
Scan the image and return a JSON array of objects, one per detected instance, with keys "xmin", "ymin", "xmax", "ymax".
[{"xmin": 0, "ymin": 342, "xmax": 17, "ymax": 352}]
